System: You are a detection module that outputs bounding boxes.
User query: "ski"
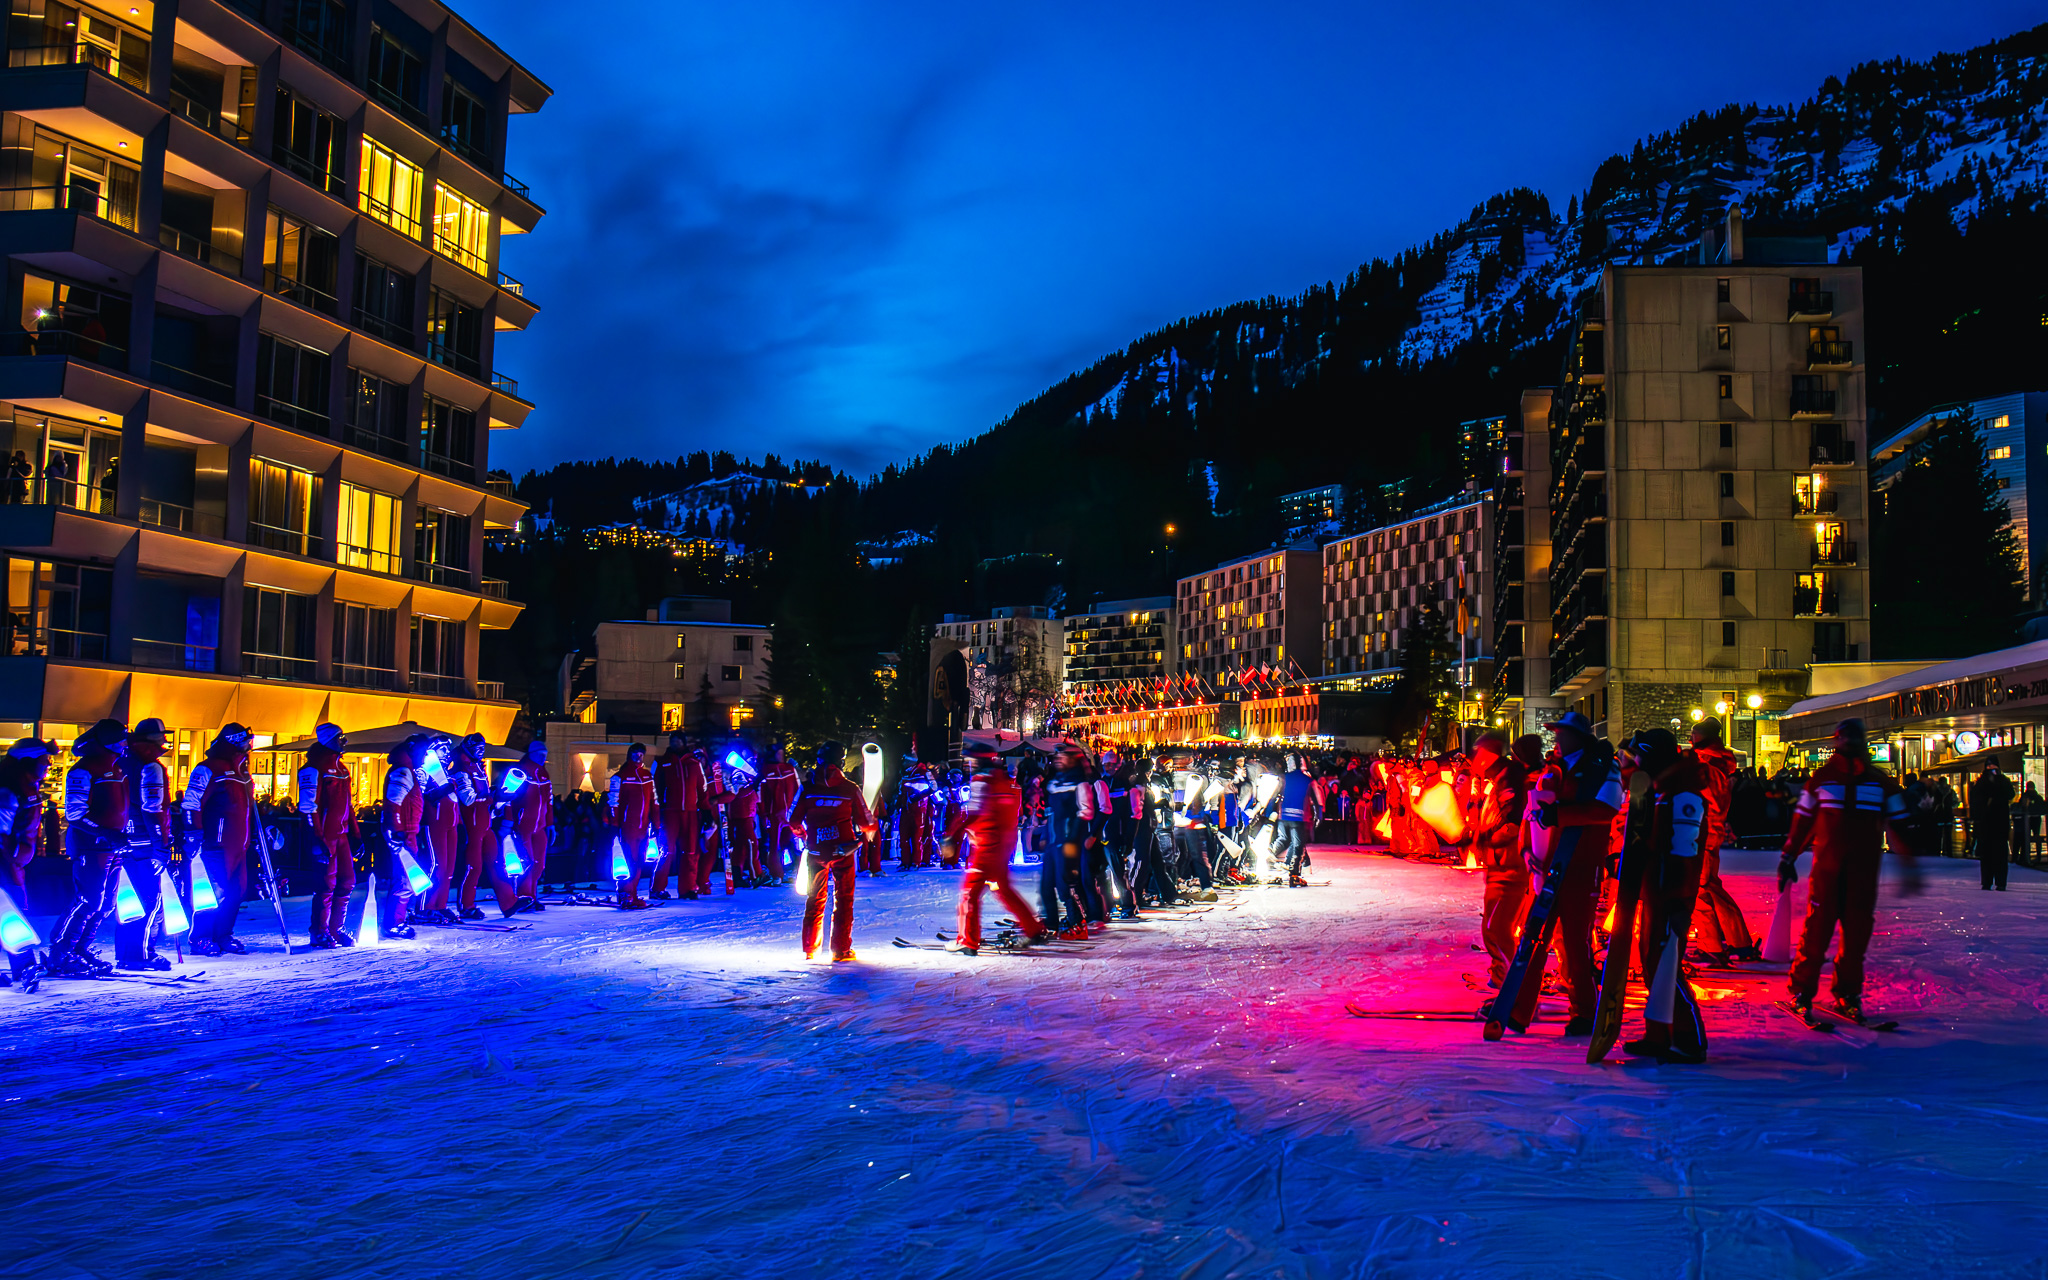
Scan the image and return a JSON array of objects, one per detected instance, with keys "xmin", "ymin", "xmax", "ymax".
[
  {"xmin": 1772, "ymin": 999, "xmax": 1837, "ymax": 1034},
  {"xmin": 1809, "ymin": 1003, "xmax": 1901, "ymax": 1033},
  {"xmin": 1345, "ymin": 1002, "xmax": 1481, "ymax": 1021},
  {"xmin": 1588, "ymin": 814, "xmax": 1648, "ymax": 1064},
  {"xmin": 91, "ymin": 970, "xmax": 210, "ymax": 989},
  {"xmin": 1483, "ymin": 801, "xmax": 1578, "ymax": 1041},
  {"xmin": 891, "ymin": 936, "xmax": 1097, "ymax": 955}
]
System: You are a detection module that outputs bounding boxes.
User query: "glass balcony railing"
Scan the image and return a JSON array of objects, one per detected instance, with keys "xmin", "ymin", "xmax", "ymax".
[
  {"xmin": 0, "ymin": 327, "xmax": 128, "ymax": 371},
  {"xmin": 410, "ymin": 671, "xmax": 467, "ymax": 696},
  {"xmin": 27, "ymin": 626, "xmax": 110, "ymax": 660},
  {"xmin": 159, "ymin": 225, "xmax": 243, "ymax": 276},
  {"xmin": 246, "ymin": 520, "xmax": 323, "ymax": 559},
  {"xmin": 170, "ymin": 91, "xmax": 251, "ymax": 145},
  {"xmin": 265, "ymin": 267, "xmax": 338, "ymax": 315},
  {"xmin": 433, "ymin": 231, "xmax": 488, "ymax": 276},
  {"xmin": 247, "ymin": 652, "xmax": 316, "ymax": 681},
  {"xmin": 476, "ymin": 680, "xmax": 506, "ymax": 701},
  {"xmin": 360, "ymin": 192, "xmax": 420, "ymax": 238},
  {"xmin": 490, "ymin": 371, "xmax": 519, "ymax": 398},
  {"xmin": 334, "ymin": 662, "xmax": 398, "ymax": 690},
  {"xmin": 140, "ymin": 497, "xmax": 226, "ymax": 539},
  {"xmin": 337, "ymin": 543, "xmax": 400, "ymax": 576},
  {"xmin": 408, "ymin": 560, "xmax": 472, "ymax": 589},
  {"xmin": 151, "ymin": 359, "xmax": 234, "ymax": 405},
  {"xmin": 7, "ymin": 40, "xmax": 149, "ymax": 92},
  {"xmin": 132, "ymin": 637, "xmax": 217, "ymax": 672},
  {"xmin": 503, "ymin": 172, "xmax": 530, "ymax": 198},
  {"xmin": 480, "ymin": 577, "xmax": 510, "ymax": 598},
  {"xmin": 495, "ymin": 270, "xmax": 525, "ymax": 297},
  {"xmin": 274, "ymin": 146, "xmax": 347, "ymax": 198},
  {"xmin": 344, "ymin": 424, "xmax": 408, "ymax": 460},
  {"xmin": 257, "ymin": 395, "xmax": 331, "ymax": 435},
  {"xmin": 0, "ymin": 183, "xmax": 139, "ymax": 231}
]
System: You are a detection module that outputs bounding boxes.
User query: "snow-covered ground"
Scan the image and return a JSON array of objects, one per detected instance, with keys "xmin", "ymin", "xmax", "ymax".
[{"xmin": 4, "ymin": 848, "xmax": 2045, "ymax": 1279}]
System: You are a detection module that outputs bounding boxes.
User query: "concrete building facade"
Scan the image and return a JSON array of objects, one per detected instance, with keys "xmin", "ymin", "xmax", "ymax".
[
  {"xmin": 1175, "ymin": 547, "xmax": 1321, "ymax": 680},
  {"xmin": 0, "ymin": 0, "xmax": 547, "ymax": 801},
  {"xmin": 1321, "ymin": 493, "xmax": 1492, "ymax": 681},
  {"xmin": 1061, "ymin": 595, "xmax": 1174, "ymax": 696}
]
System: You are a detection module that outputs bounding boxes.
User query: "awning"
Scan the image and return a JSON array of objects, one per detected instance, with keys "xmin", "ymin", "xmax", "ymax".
[
  {"xmin": 1917, "ymin": 746, "xmax": 2025, "ymax": 777},
  {"xmin": 269, "ymin": 721, "xmax": 521, "ymax": 759}
]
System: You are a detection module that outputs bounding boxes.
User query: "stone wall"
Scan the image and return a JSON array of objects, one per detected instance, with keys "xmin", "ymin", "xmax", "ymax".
[{"xmin": 1614, "ymin": 681, "xmax": 1703, "ymax": 738}]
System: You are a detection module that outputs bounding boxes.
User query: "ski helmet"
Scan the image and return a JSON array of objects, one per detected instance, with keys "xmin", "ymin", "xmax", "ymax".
[
  {"xmin": 211, "ymin": 723, "xmax": 252, "ymax": 754},
  {"xmin": 315, "ymin": 722, "xmax": 347, "ymax": 751}
]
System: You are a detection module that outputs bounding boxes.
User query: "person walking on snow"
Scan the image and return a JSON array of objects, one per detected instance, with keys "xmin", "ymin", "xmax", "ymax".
[
  {"xmin": 376, "ymin": 734, "xmax": 432, "ymax": 939},
  {"xmin": 943, "ymin": 744, "xmax": 1047, "ymax": 954},
  {"xmin": 181, "ymin": 723, "xmax": 257, "ymax": 956},
  {"xmin": 759, "ymin": 744, "xmax": 799, "ymax": 885},
  {"xmin": 297, "ymin": 723, "xmax": 359, "ymax": 947},
  {"xmin": 792, "ymin": 741, "xmax": 875, "ymax": 961},
  {"xmin": 115, "ymin": 719, "xmax": 173, "ymax": 971},
  {"xmin": 1504, "ymin": 711, "xmax": 1622, "ymax": 1035},
  {"xmin": 1780, "ymin": 718, "xmax": 1922, "ymax": 1024},
  {"xmin": 1617, "ymin": 729, "xmax": 1712, "ymax": 1064},
  {"xmin": 0, "ymin": 739, "xmax": 52, "ymax": 990},
  {"xmin": 1466, "ymin": 731, "xmax": 1531, "ymax": 989},
  {"xmin": 652, "ymin": 734, "xmax": 704, "ymax": 900},
  {"xmin": 1970, "ymin": 762, "xmax": 2016, "ymax": 891},
  {"xmin": 607, "ymin": 742, "xmax": 657, "ymax": 909},
  {"xmin": 505, "ymin": 740, "xmax": 554, "ymax": 905}
]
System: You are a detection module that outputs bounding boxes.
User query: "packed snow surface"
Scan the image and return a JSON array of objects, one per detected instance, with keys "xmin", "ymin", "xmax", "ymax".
[{"xmin": 4, "ymin": 849, "xmax": 2045, "ymax": 1279}]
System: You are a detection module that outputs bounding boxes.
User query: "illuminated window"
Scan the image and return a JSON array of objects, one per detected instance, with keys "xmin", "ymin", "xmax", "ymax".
[
  {"xmin": 358, "ymin": 138, "xmax": 422, "ymax": 236},
  {"xmin": 337, "ymin": 483, "xmax": 401, "ymax": 574},
  {"xmin": 1989, "ymin": 446, "xmax": 2012, "ymax": 460},
  {"xmin": 432, "ymin": 182, "xmax": 491, "ymax": 274},
  {"xmin": 1992, "ymin": 415, "xmax": 2011, "ymax": 430}
]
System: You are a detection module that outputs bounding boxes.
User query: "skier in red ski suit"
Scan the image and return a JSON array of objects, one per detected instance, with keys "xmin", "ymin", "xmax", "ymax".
[
  {"xmin": 792, "ymin": 741, "xmax": 875, "ymax": 961},
  {"xmin": 1466, "ymin": 732, "xmax": 1532, "ymax": 989},
  {"xmin": 419, "ymin": 735, "xmax": 465, "ymax": 925},
  {"xmin": 48, "ymin": 719, "xmax": 129, "ymax": 976},
  {"xmin": 652, "ymin": 735, "xmax": 703, "ymax": 900},
  {"xmin": 898, "ymin": 768, "xmax": 935, "ymax": 870},
  {"xmin": 0, "ymin": 738, "xmax": 53, "ymax": 989},
  {"xmin": 1617, "ymin": 729, "xmax": 1711, "ymax": 1063},
  {"xmin": 1780, "ymin": 718, "xmax": 1921, "ymax": 1021},
  {"xmin": 608, "ymin": 743, "xmax": 656, "ymax": 909},
  {"xmin": 506, "ymin": 741, "xmax": 553, "ymax": 905},
  {"xmin": 296, "ymin": 722, "xmax": 359, "ymax": 947},
  {"xmin": 943, "ymin": 746, "xmax": 1045, "ymax": 954},
  {"xmin": 182, "ymin": 723, "xmax": 257, "ymax": 956},
  {"xmin": 378, "ymin": 734, "xmax": 431, "ymax": 938},
  {"xmin": 1685, "ymin": 722, "xmax": 1754, "ymax": 960},
  {"xmin": 759, "ymin": 745, "xmax": 799, "ymax": 885},
  {"xmin": 1507, "ymin": 711, "xmax": 1623, "ymax": 1032}
]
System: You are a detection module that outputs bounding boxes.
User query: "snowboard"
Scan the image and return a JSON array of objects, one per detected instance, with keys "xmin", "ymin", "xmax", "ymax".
[
  {"xmin": 1587, "ymin": 797, "xmax": 1649, "ymax": 1063},
  {"xmin": 1483, "ymin": 793, "xmax": 1571, "ymax": 1041}
]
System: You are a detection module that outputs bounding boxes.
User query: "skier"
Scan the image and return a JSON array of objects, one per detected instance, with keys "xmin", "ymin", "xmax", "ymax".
[
  {"xmin": 1504, "ymin": 711, "xmax": 1622, "ymax": 1034},
  {"xmin": 652, "ymin": 733, "xmax": 702, "ymax": 900},
  {"xmin": 690, "ymin": 740, "xmax": 722, "ymax": 897},
  {"xmin": 418, "ymin": 736, "xmax": 465, "ymax": 926},
  {"xmin": 1616, "ymin": 729, "xmax": 1710, "ymax": 1064},
  {"xmin": 1042, "ymin": 748, "xmax": 1096, "ymax": 940},
  {"xmin": 377, "ymin": 734, "xmax": 431, "ymax": 939},
  {"xmin": 1466, "ymin": 732, "xmax": 1531, "ymax": 989},
  {"xmin": 708, "ymin": 752, "xmax": 763, "ymax": 891},
  {"xmin": 943, "ymin": 744, "xmax": 1047, "ymax": 954},
  {"xmin": 606, "ymin": 742, "xmax": 656, "ymax": 909},
  {"xmin": 1270, "ymin": 754, "xmax": 1317, "ymax": 888},
  {"xmin": 454, "ymin": 733, "xmax": 513, "ymax": 916},
  {"xmin": 46, "ymin": 720, "xmax": 130, "ymax": 975},
  {"xmin": 1684, "ymin": 719, "xmax": 1755, "ymax": 963},
  {"xmin": 896, "ymin": 767, "xmax": 934, "ymax": 870},
  {"xmin": 296, "ymin": 722, "xmax": 359, "ymax": 947},
  {"xmin": 1780, "ymin": 718, "xmax": 1922, "ymax": 1023},
  {"xmin": 180, "ymin": 723, "xmax": 257, "ymax": 958},
  {"xmin": 0, "ymin": 739, "xmax": 52, "ymax": 990},
  {"xmin": 791, "ymin": 741, "xmax": 875, "ymax": 961},
  {"xmin": 115, "ymin": 719, "xmax": 173, "ymax": 971},
  {"xmin": 505, "ymin": 740, "xmax": 553, "ymax": 905},
  {"xmin": 1969, "ymin": 762, "xmax": 2016, "ymax": 891},
  {"xmin": 759, "ymin": 743, "xmax": 799, "ymax": 884}
]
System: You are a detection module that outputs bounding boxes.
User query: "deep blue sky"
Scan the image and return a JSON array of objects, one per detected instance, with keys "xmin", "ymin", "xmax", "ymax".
[{"xmin": 480, "ymin": 1, "xmax": 2043, "ymax": 479}]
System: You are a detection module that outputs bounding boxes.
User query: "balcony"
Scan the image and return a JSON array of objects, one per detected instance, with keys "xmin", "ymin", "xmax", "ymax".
[
  {"xmin": 150, "ymin": 359, "xmax": 234, "ymax": 405},
  {"xmin": 504, "ymin": 172, "xmax": 530, "ymax": 199},
  {"xmin": 159, "ymin": 226, "xmax": 243, "ymax": 277},
  {"xmin": 0, "ymin": 327, "xmax": 128, "ymax": 372},
  {"xmin": 433, "ymin": 231, "xmax": 488, "ymax": 277},
  {"xmin": 337, "ymin": 543, "xmax": 401, "ymax": 576},
  {"xmin": 490, "ymin": 371, "xmax": 520, "ymax": 398},
  {"xmin": 1794, "ymin": 489, "xmax": 1839, "ymax": 516},
  {"xmin": 411, "ymin": 671, "xmax": 467, "ymax": 697},
  {"xmin": 353, "ymin": 308, "xmax": 412, "ymax": 347},
  {"xmin": 171, "ymin": 92, "xmax": 251, "ymax": 146},
  {"xmin": 246, "ymin": 520, "xmax": 324, "ymax": 559},
  {"xmin": 7, "ymin": 40, "xmax": 148, "ymax": 92},
  {"xmin": 0, "ymin": 183, "xmax": 137, "ymax": 232},
  {"xmin": 257, "ymin": 395, "xmax": 331, "ymax": 436},
  {"xmin": 1812, "ymin": 540, "xmax": 1858, "ymax": 567},
  {"xmin": 334, "ymin": 662, "xmax": 398, "ymax": 691},
  {"xmin": 1788, "ymin": 291, "xmax": 1834, "ymax": 321},
  {"xmin": 495, "ymin": 270, "xmax": 525, "ymax": 297},
  {"xmin": 1807, "ymin": 340, "xmax": 1854, "ymax": 370},
  {"xmin": 266, "ymin": 268, "xmax": 339, "ymax": 316},
  {"xmin": 274, "ymin": 146, "xmax": 347, "ymax": 199},
  {"xmin": 476, "ymin": 680, "xmax": 506, "ymax": 701},
  {"xmin": 246, "ymin": 653, "xmax": 316, "ymax": 681},
  {"xmin": 1790, "ymin": 388, "xmax": 1837, "ymax": 418},
  {"xmin": 17, "ymin": 626, "xmax": 109, "ymax": 660},
  {"xmin": 420, "ymin": 451, "xmax": 475, "ymax": 483},
  {"xmin": 132, "ymin": 637, "xmax": 217, "ymax": 673},
  {"xmin": 480, "ymin": 577, "xmax": 511, "ymax": 598},
  {"xmin": 1793, "ymin": 580, "xmax": 1841, "ymax": 618},
  {"xmin": 140, "ymin": 497, "xmax": 226, "ymax": 540},
  {"xmin": 409, "ymin": 561, "xmax": 473, "ymax": 590},
  {"xmin": 360, "ymin": 192, "xmax": 420, "ymax": 239},
  {"xmin": 344, "ymin": 424, "xmax": 408, "ymax": 461},
  {"xmin": 1809, "ymin": 440, "xmax": 1857, "ymax": 467}
]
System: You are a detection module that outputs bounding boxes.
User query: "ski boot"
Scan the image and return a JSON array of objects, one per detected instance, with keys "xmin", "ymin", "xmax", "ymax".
[
  {"xmin": 383, "ymin": 922, "xmax": 417, "ymax": 940},
  {"xmin": 460, "ymin": 905, "xmax": 486, "ymax": 921},
  {"xmin": 117, "ymin": 956, "xmax": 172, "ymax": 973},
  {"xmin": 1832, "ymin": 996, "xmax": 1865, "ymax": 1024},
  {"xmin": 524, "ymin": 897, "xmax": 546, "ymax": 912},
  {"xmin": 44, "ymin": 949, "xmax": 93, "ymax": 978},
  {"xmin": 504, "ymin": 896, "xmax": 535, "ymax": 918},
  {"xmin": 331, "ymin": 929, "xmax": 356, "ymax": 948},
  {"xmin": 832, "ymin": 950, "xmax": 857, "ymax": 963},
  {"xmin": 650, "ymin": 889, "xmax": 671, "ymax": 901},
  {"xmin": 219, "ymin": 936, "xmax": 248, "ymax": 955},
  {"xmin": 1056, "ymin": 925, "xmax": 1090, "ymax": 942},
  {"xmin": 187, "ymin": 937, "xmax": 221, "ymax": 958},
  {"xmin": 13, "ymin": 962, "xmax": 41, "ymax": 993},
  {"xmin": 77, "ymin": 947, "xmax": 114, "ymax": 976},
  {"xmin": 945, "ymin": 938, "xmax": 978, "ymax": 956},
  {"xmin": 307, "ymin": 933, "xmax": 339, "ymax": 950},
  {"xmin": 1728, "ymin": 944, "xmax": 1763, "ymax": 963},
  {"xmin": 1288, "ymin": 874, "xmax": 1309, "ymax": 888},
  {"xmin": 1561, "ymin": 1016, "xmax": 1595, "ymax": 1036}
]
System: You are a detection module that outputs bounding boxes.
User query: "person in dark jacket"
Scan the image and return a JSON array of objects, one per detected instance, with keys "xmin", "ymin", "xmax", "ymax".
[{"xmin": 1970, "ymin": 763, "xmax": 2017, "ymax": 890}]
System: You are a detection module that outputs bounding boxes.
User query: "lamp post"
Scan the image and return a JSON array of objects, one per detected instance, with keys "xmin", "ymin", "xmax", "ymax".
[{"xmin": 1746, "ymin": 693, "xmax": 1764, "ymax": 767}]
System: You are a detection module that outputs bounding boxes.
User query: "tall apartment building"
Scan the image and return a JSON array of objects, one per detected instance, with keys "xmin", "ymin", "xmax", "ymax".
[
  {"xmin": 1277, "ymin": 483, "xmax": 1345, "ymax": 543},
  {"xmin": 1175, "ymin": 547, "xmax": 1321, "ymax": 680},
  {"xmin": 933, "ymin": 606, "xmax": 1062, "ymax": 676},
  {"xmin": 0, "ymin": 0, "xmax": 546, "ymax": 801},
  {"xmin": 1061, "ymin": 595, "xmax": 1174, "ymax": 695},
  {"xmin": 1524, "ymin": 228, "xmax": 1870, "ymax": 741},
  {"xmin": 1488, "ymin": 390, "xmax": 1553, "ymax": 728},
  {"xmin": 1321, "ymin": 493, "xmax": 1492, "ymax": 679},
  {"xmin": 1872, "ymin": 391, "xmax": 2047, "ymax": 597}
]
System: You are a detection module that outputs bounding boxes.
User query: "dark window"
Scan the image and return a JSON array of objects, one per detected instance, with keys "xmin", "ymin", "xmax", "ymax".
[
  {"xmin": 412, "ymin": 506, "xmax": 472, "ymax": 587},
  {"xmin": 426, "ymin": 288, "xmax": 483, "ymax": 377},
  {"xmin": 1719, "ymin": 421, "xmax": 1733, "ymax": 449},
  {"xmin": 263, "ymin": 207, "xmax": 339, "ymax": 313},
  {"xmin": 1720, "ymin": 521, "xmax": 1735, "ymax": 547},
  {"xmin": 247, "ymin": 457, "xmax": 323, "ymax": 556},
  {"xmin": 440, "ymin": 80, "xmax": 491, "ymax": 165},
  {"xmin": 410, "ymin": 615, "xmax": 465, "ymax": 686},
  {"xmin": 242, "ymin": 584, "xmax": 316, "ymax": 679},
  {"xmin": 346, "ymin": 369, "xmax": 408, "ymax": 459},
  {"xmin": 1718, "ymin": 473, "xmax": 1735, "ymax": 498},
  {"xmin": 720, "ymin": 664, "xmax": 742, "ymax": 682},
  {"xmin": 272, "ymin": 86, "xmax": 347, "ymax": 196},
  {"xmin": 419, "ymin": 395, "xmax": 475, "ymax": 480},
  {"xmin": 1814, "ymin": 621, "xmax": 1848, "ymax": 664},
  {"xmin": 733, "ymin": 635, "xmax": 752, "ymax": 651},
  {"xmin": 1717, "ymin": 374, "xmax": 1732, "ymax": 399},
  {"xmin": 333, "ymin": 601, "xmax": 398, "ymax": 687},
  {"xmin": 1721, "ymin": 621, "xmax": 1736, "ymax": 648},
  {"xmin": 1715, "ymin": 325, "xmax": 1730, "ymax": 350},
  {"xmin": 132, "ymin": 570, "xmax": 220, "ymax": 672},
  {"xmin": 1721, "ymin": 572, "xmax": 1736, "ymax": 597},
  {"xmin": 281, "ymin": 0, "xmax": 350, "ymax": 70},
  {"xmin": 255, "ymin": 332, "xmax": 332, "ymax": 433},
  {"xmin": 367, "ymin": 26, "xmax": 426, "ymax": 123},
  {"xmin": 352, "ymin": 254, "xmax": 415, "ymax": 345},
  {"xmin": 150, "ymin": 307, "xmax": 235, "ymax": 404},
  {"xmin": 1716, "ymin": 277, "xmax": 1729, "ymax": 303}
]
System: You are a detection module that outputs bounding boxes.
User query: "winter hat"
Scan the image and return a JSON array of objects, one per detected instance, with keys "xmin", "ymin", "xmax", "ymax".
[
  {"xmin": 211, "ymin": 722, "xmax": 252, "ymax": 753},
  {"xmin": 7, "ymin": 738, "xmax": 51, "ymax": 761},
  {"xmin": 315, "ymin": 722, "xmax": 346, "ymax": 750},
  {"xmin": 463, "ymin": 732, "xmax": 488, "ymax": 758},
  {"xmin": 130, "ymin": 718, "xmax": 169, "ymax": 745},
  {"xmin": 74, "ymin": 718, "xmax": 127, "ymax": 755}
]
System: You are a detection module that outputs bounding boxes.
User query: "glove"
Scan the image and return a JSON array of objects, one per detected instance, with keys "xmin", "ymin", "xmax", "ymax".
[{"xmin": 1777, "ymin": 854, "xmax": 1799, "ymax": 892}]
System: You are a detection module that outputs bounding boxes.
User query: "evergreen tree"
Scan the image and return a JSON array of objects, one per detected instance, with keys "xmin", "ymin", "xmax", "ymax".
[{"xmin": 1871, "ymin": 410, "xmax": 2025, "ymax": 659}]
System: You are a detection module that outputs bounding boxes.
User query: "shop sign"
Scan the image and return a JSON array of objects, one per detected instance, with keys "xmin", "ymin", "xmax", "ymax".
[{"xmin": 1889, "ymin": 673, "xmax": 2048, "ymax": 721}]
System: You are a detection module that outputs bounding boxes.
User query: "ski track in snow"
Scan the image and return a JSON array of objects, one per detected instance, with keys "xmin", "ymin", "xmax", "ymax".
[{"xmin": 3, "ymin": 851, "xmax": 2045, "ymax": 1279}]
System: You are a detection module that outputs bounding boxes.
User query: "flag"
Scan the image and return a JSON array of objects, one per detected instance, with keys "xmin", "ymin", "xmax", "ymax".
[{"xmin": 1455, "ymin": 558, "xmax": 1469, "ymax": 635}]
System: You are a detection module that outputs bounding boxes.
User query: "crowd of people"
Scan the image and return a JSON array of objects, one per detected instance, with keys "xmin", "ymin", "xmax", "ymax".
[{"xmin": 0, "ymin": 711, "xmax": 1952, "ymax": 1058}]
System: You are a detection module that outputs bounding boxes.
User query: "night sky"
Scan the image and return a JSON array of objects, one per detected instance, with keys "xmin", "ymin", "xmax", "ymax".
[{"xmin": 480, "ymin": 1, "xmax": 2043, "ymax": 478}]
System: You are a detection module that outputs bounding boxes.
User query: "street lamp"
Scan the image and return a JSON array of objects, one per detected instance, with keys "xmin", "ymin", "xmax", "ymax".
[{"xmin": 1746, "ymin": 693, "xmax": 1764, "ymax": 767}]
